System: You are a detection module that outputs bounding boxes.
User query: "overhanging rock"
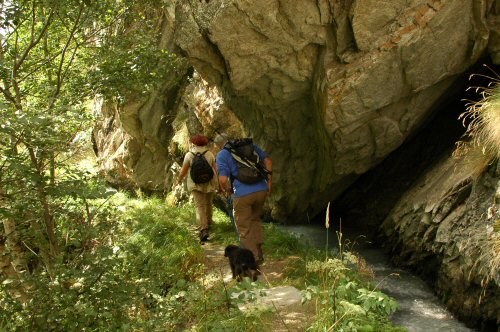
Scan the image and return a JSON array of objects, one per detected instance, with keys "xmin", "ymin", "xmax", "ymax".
[{"xmin": 174, "ymin": 0, "xmax": 499, "ymax": 220}]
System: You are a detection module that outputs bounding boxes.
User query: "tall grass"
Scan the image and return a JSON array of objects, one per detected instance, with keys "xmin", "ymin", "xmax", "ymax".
[
  {"xmin": 255, "ymin": 207, "xmax": 405, "ymax": 331},
  {"xmin": 457, "ymin": 71, "xmax": 500, "ymax": 160}
]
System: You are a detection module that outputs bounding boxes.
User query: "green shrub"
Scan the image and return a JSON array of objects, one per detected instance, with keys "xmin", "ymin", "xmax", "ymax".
[
  {"xmin": 0, "ymin": 194, "xmax": 204, "ymax": 331},
  {"xmin": 301, "ymin": 254, "xmax": 403, "ymax": 332}
]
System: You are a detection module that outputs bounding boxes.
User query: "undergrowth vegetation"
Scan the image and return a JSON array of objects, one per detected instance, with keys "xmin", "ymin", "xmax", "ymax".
[
  {"xmin": 1, "ymin": 192, "xmax": 405, "ymax": 331},
  {"xmin": 263, "ymin": 231, "xmax": 403, "ymax": 331},
  {"xmin": 299, "ymin": 254, "xmax": 402, "ymax": 332},
  {"xmin": 206, "ymin": 202, "xmax": 405, "ymax": 331},
  {"xmin": 0, "ymin": 193, "xmax": 262, "ymax": 331},
  {"xmin": 1, "ymin": 194, "xmax": 201, "ymax": 330}
]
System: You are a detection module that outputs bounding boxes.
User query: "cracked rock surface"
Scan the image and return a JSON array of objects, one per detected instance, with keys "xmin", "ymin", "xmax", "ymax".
[{"xmin": 174, "ymin": 0, "xmax": 500, "ymax": 219}]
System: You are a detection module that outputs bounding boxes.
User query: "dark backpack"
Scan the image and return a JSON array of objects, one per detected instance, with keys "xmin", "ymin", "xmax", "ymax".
[
  {"xmin": 190, "ymin": 150, "xmax": 214, "ymax": 184},
  {"xmin": 225, "ymin": 138, "xmax": 269, "ymax": 184}
]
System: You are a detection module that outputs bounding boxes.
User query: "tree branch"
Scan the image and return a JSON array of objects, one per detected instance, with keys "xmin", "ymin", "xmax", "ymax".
[
  {"xmin": 14, "ymin": 5, "xmax": 54, "ymax": 72},
  {"xmin": 50, "ymin": 2, "xmax": 85, "ymax": 107},
  {"xmin": 0, "ymin": 86, "xmax": 22, "ymax": 109}
]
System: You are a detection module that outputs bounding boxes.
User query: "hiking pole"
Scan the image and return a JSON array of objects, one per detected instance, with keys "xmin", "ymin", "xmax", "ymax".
[{"xmin": 227, "ymin": 195, "xmax": 241, "ymax": 246}]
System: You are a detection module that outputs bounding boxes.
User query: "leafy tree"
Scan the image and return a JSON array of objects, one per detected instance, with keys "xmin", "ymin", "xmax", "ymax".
[{"xmin": 0, "ymin": 0, "xmax": 185, "ymax": 281}]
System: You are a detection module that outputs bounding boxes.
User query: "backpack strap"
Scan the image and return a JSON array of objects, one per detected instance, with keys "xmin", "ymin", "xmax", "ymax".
[
  {"xmin": 189, "ymin": 150, "xmax": 210, "ymax": 166},
  {"xmin": 224, "ymin": 146, "xmax": 269, "ymax": 179},
  {"xmin": 229, "ymin": 149, "xmax": 261, "ymax": 172},
  {"xmin": 190, "ymin": 150, "xmax": 208, "ymax": 155}
]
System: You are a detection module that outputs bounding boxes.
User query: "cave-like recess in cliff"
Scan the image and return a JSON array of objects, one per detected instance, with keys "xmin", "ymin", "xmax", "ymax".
[{"xmin": 331, "ymin": 56, "xmax": 499, "ymax": 235}]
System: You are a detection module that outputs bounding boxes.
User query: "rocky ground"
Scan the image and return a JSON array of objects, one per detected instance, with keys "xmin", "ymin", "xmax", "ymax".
[{"xmin": 200, "ymin": 241, "xmax": 315, "ymax": 331}]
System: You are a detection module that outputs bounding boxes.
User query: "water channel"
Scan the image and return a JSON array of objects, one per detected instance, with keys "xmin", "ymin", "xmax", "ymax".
[{"xmin": 278, "ymin": 224, "xmax": 475, "ymax": 332}]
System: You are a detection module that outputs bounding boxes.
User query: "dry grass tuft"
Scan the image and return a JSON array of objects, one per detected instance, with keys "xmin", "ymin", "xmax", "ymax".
[{"xmin": 455, "ymin": 69, "xmax": 500, "ymax": 160}]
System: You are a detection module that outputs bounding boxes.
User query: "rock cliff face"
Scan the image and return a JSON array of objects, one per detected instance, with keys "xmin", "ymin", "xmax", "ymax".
[
  {"xmin": 92, "ymin": 71, "xmax": 244, "ymax": 192},
  {"xmin": 174, "ymin": 0, "xmax": 500, "ymax": 220},
  {"xmin": 92, "ymin": 4, "xmax": 245, "ymax": 192},
  {"xmin": 333, "ymin": 96, "xmax": 500, "ymax": 327},
  {"xmin": 381, "ymin": 151, "xmax": 500, "ymax": 326}
]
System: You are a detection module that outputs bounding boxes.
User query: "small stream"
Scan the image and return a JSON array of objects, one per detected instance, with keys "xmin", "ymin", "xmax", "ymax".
[{"xmin": 278, "ymin": 224, "xmax": 475, "ymax": 332}]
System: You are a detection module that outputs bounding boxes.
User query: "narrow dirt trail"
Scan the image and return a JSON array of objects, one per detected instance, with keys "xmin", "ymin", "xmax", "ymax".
[{"xmin": 201, "ymin": 242, "xmax": 315, "ymax": 331}]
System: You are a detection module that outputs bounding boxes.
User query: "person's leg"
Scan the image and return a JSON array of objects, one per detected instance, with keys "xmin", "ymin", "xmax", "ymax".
[
  {"xmin": 192, "ymin": 191, "xmax": 209, "ymax": 240},
  {"xmin": 206, "ymin": 192, "xmax": 214, "ymax": 230},
  {"xmin": 233, "ymin": 194, "xmax": 259, "ymax": 258},
  {"xmin": 249, "ymin": 191, "xmax": 267, "ymax": 262}
]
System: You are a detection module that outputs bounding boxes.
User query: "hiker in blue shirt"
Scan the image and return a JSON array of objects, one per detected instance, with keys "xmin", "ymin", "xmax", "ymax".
[{"xmin": 215, "ymin": 134, "xmax": 272, "ymax": 265}]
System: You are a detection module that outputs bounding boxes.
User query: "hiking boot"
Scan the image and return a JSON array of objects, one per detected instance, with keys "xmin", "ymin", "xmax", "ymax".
[{"xmin": 199, "ymin": 229, "xmax": 209, "ymax": 242}]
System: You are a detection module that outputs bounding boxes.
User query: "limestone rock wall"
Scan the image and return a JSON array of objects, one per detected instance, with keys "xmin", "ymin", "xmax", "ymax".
[
  {"xmin": 94, "ymin": 1, "xmax": 500, "ymax": 218},
  {"xmin": 92, "ymin": 2, "xmax": 245, "ymax": 192},
  {"xmin": 92, "ymin": 80, "xmax": 184, "ymax": 192},
  {"xmin": 173, "ymin": 0, "xmax": 500, "ymax": 220},
  {"xmin": 93, "ymin": 71, "xmax": 244, "ymax": 192},
  {"xmin": 381, "ymin": 151, "xmax": 500, "ymax": 326}
]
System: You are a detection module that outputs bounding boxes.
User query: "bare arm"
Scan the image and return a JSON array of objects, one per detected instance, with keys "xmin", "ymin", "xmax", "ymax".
[
  {"xmin": 212, "ymin": 159, "xmax": 218, "ymax": 176},
  {"xmin": 177, "ymin": 163, "xmax": 190, "ymax": 185},
  {"xmin": 218, "ymin": 175, "xmax": 230, "ymax": 195}
]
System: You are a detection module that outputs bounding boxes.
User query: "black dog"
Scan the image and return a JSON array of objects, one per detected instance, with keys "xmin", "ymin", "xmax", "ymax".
[{"xmin": 224, "ymin": 245, "xmax": 260, "ymax": 281}]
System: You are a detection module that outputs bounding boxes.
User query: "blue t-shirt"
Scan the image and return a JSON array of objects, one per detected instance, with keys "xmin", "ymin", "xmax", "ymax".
[{"xmin": 216, "ymin": 144, "xmax": 269, "ymax": 197}]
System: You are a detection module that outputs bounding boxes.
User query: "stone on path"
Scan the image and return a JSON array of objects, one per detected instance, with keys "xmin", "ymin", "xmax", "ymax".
[{"xmin": 236, "ymin": 285, "xmax": 302, "ymax": 311}]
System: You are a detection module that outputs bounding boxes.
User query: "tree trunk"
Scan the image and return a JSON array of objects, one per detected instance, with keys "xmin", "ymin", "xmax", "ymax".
[
  {"xmin": 0, "ymin": 188, "xmax": 28, "ymax": 276},
  {"xmin": 1, "ymin": 219, "xmax": 28, "ymax": 275},
  {"xmin": 0, "ymin": 188, "xmax": 29, "ymax": 301}
]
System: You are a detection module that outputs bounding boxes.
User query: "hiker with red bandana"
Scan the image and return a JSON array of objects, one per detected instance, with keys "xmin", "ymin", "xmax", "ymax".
[{"xmin": 177, "ymin": 134, "xmax": 218, "ymax": 242}]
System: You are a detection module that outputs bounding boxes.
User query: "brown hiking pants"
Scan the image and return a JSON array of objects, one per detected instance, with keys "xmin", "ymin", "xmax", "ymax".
[
  {"xmin": 232, "ymin": 190, "xmax": 268, "ymax": 260},
  {"xmin": 192, "ymin": 190, "xmax": 214, "ymax": 232}
]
